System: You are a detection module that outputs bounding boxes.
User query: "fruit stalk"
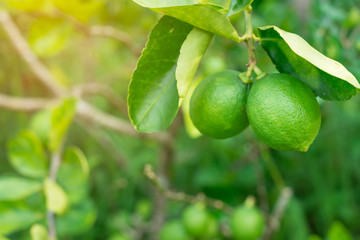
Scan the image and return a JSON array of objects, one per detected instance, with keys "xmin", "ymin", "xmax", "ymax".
[{"xmin": 244, "ymin": 6, "xmax": 257, "ymax": 78}]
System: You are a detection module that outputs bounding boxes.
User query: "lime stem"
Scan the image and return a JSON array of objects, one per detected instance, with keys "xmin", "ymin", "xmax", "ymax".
[{"xmin": 244, "ymin": 6, "xmax": 257, "ymax": 78}]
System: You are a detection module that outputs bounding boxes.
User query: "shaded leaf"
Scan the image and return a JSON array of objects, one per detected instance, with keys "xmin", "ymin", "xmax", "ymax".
[
  {"xmin": 128, "ymin": 16, "xmax": 192, "ymax": 132},
  {"xmin": 176, "ymin": 28, "xmax": 213, "ymax": 105},
  {"xmin": 132, "ymin": 0, "xmax": 239, "ymax": 41},
  {"xmin": 44, "ymin": 179, "xmax": 69, "ymax": 215},
  {"xmin": 48, "ymin": 98, "xmax": 76, "ymax": 152},
  {"xmin": 258, "ymin": 26, "xmax": 359, "ymax": 100},
  {"xmin": 0, "ymin": 202, "xmax": 43, "ymax": 235},
  {"xmin": 58, "ymin": 147, "xmax": 89, "ymax": 204},
  {"xmin": 30, "ymin": 224, "xmax": 48, "ymax": 240},
  {"xmin": 0, "ymin": 176, "xmax": 42, "ymax": 201},
  {"xmin": 7, "ymin": 130, "xmax": 47, "ymax": 178},
  {"xmin": 227, "ymin": 0, "xmax": 254, "ymax": 16}
]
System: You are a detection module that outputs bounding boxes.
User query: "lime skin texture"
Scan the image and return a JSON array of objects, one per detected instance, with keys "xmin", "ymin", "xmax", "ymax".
[
  {"xmin": 247, "ymin": 73, "xmax": 321, "ymax": 152},
  {"xmin": 190, "ymin": 70, "xmax": 249, "ymax": 139}
]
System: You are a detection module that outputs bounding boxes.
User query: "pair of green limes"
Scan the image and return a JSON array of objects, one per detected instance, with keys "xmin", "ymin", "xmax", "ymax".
[{"xmin": 190, "ymin": 70, "xmax": 321, "ymax": 152}]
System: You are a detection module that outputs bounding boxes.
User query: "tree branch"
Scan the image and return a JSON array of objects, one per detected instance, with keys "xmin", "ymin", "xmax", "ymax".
[
  {"xmin": 144, "ymin": 164, "xmax": 234, "ymax": 214},
  {"xmin": 0, "ymin": 10, "xmax": 171, "ymax": 143},
  {"xmin": 0, "ymin": 11, "xmax": 66, "ymax": 96},
  {"xmin": 0, "ymin": 94, "xmax": 53, "ymax": 111},
  {"xmin": 262, "ymin": 187, "xmax": 293, "ymax": 240}
]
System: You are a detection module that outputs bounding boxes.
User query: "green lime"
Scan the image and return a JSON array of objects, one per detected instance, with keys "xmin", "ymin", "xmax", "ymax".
[
  {"xmin": 247, "ymin": 73, "xmax": 321, "ymax": 152},
  {"xmin": 231, "ymin": 205, "xmax": 265, "ymax": 240},
  {"xmin": 190, "ymin": 70, "xmax": 249, "ymax": 139},
  {"xmin": 159, "ymin": 220, "xmax": 191, "ymax": 240},
  {"xmin": 204, "ymin": 214, "xmax": 218, "ymax": 239},
  {"xmin": 182, "ymin": 203, "xmax": 209, "ymax": 238}
]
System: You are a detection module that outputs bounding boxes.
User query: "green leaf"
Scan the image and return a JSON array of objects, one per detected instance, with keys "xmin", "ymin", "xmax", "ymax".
[
  {"xmin": 131, "ymin": 0, "xmax": 195, "ymax": 7},
  {"xmin": 128, "ymin": 16, "xmax": 192, "ymax": 132},
  {"xmin": 0, "ymin": 236, "xmax": 10, "ymax": 240},
  {"xmin": 132, "ymin": 1, "xmax": 239, "ymax": 41},
  {"xmin": 28, "ymin": 18, "xmax": 73, "ymax": 57},
  {"xmin": 0, "ymin": 202, "xmax": 43, "ymax": 235},
  {"xmin": 57, "ymin": 199, "xmax": 97, "ymax": 236},
  {"xmin": 48, "ymin": 98, "xmax": 77, "ymax": 152},
  {"xmin": 227, "ymin": 0, "xmax": 254, "ymax": 16},
  {"xmin": 176, "ymin": 28, "xmax": 213, "ymax": 105},
  {"xmin": 29, "ymin": 109, "xmax": 52, "ymax": 144},
  {"xmin": 326, "ymin": 222, "xmax": 353, "ymax": 240},
  {"xmin": 0, "ymin": 176, "xmax": 42, "ymax": 201},
  {"xmin": 58, "ymin": 147, "xmax": 89, "ymax": 204},
  {"xmin": 30, "ymin": 224, "xmax": 48, "ymax": 240},
  {"xmin": 7, "ymin": 130, "xmax": 47, "ymax": 178},
  {"xmin": 44, "ymin": 179, "xmax": 69, "ymax": 215},
  {"xmin": 258, "ymin": 26, "xmax": 360, "ymax": 100},
  {"xmin": 182, "ymin": 77, "xmax": 202, "ymax": 138}
]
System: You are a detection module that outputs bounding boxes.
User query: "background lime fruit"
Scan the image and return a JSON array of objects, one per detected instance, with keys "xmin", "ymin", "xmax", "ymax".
[
  {"xmin": 159, "ymin": 220, "xmax": 190, "ymax": 240},
  {"xmin": 231, "ymin": 205, "xmax": 265, "ymax": 240},
  {"xmin": 247, "ymin": 73, "xmax": 321, "ymax": 152},
  {"xmin": 182, "ymin": 203, "xmax": 209, "ymax": 238},
  {"xmin": 190, "ymin": 70, "xmax": 249, "ymax": 139}
]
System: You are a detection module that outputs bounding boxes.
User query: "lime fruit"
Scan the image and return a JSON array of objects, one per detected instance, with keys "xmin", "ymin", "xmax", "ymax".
[
  {"xmin": 182, "ymin": 203, "xmax": 209, "ymax": 238},
  {"xmin": 159, "ymin": 220, "xmax": 190, "ymax": 240},
  {"xmin": 231, "ymin": 205, "xmax": 265, "ymax": 240},
  {"xmin": 247, "ymin": 73, "xmax": 321, "ymax": 152},
  {"xmin": 190, "ymin": 70, "xmax": 249, "ymax": 139}
]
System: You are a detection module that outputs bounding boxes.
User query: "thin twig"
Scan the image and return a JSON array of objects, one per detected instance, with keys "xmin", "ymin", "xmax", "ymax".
[
  {"xmin": 0, "ymin": 11, "xmax": 66, "ymax": 96},
  {"xmin": 262, "ymin": 187, "xmax": 293, "ymax": 240},
  {"xmin": 144, "ymin": 164, "xmax": 234, "ymax": 214},
  {"xmin": 0, "ymin": 10, "xmax": 171, "ymax": 143},
  {"xmin": 0, "ymin": 94, "xmax": 54, "ymax": 111},
  {"xmin": 47, "ymin": 141, "xmax": 65, "ymax": 239}
]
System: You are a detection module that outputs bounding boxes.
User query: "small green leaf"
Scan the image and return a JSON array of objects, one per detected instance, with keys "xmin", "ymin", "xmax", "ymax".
[
  {"xmin": 326, "ymin": 222, "xmax": 353, "ymax": 240},
  {"xmin": 30, "ymin": 224, "xmax": 48, "ymax": 240},
  {"xmin": 227, "ymin": 0, "xmax": 254, "ymax": 16},
  {"xmin": 176, "ymin": 28, "xmax": 213, "ymax": 105},
  {"xmin": 0, "ymin": 176, "xmax": 42, "ymax": 201},
  {"xmin": 28, "ymin": 18, "xmax": 73, "ymax": 57},
  {"xmin": 0, "ymin": 202, "xmax": 43, "ymax": 235},
  {"xmin": 258, "ymin": 26, "xmax": 360, "ymax": 100},
  {"xmin": 48, "ymin": 98, "xmax": 77, "ymax": 152},
  {"xmin": 128, "ymin": 16, "xmax": 193, "ymax": 132},
  {"xmin": 132, "ymin": 0, "xmax": 239, "ymax": 41},
  {"xmin": 44, "ymin": 179, "xmax": 69, "ymax": 215},
  {"xmin": 29, "ymin": 109, "xmax": 52, "ymax": 144},
  {"xmin": 7, "ymin": 130, "xmax": 47, "ymax": 178},
  {"xmin": 58, "ymin": 147, "xmax": 89, "ymax": 204},
  {"xmin": 57, "ymin": 199, "xmax": 97, "ymax": 236}
]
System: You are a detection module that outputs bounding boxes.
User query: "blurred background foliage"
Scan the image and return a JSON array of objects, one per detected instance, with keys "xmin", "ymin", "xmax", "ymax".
[{"xmin": 0, "ymin": 0, "xmax": 360, "ymax": 239}]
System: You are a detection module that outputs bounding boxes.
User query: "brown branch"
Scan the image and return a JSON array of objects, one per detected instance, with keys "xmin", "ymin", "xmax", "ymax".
[
  {"xmin": 262, "ymin": 187, "xmax": 293, "ymax": 240},
  {"xmin": 0, "ymin": 94, "xmax": 54, "ymax": 111},
  {"xmin": 0, "ymin": 10, "xmax": 171, "ymax": 143},
  {"xmin": 0, "ymin": 11, "xmax": 66, "ymax": 96},
  {"xmin": 144, "ymin": 164, "xmax": 234, "ymax": 214}
]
